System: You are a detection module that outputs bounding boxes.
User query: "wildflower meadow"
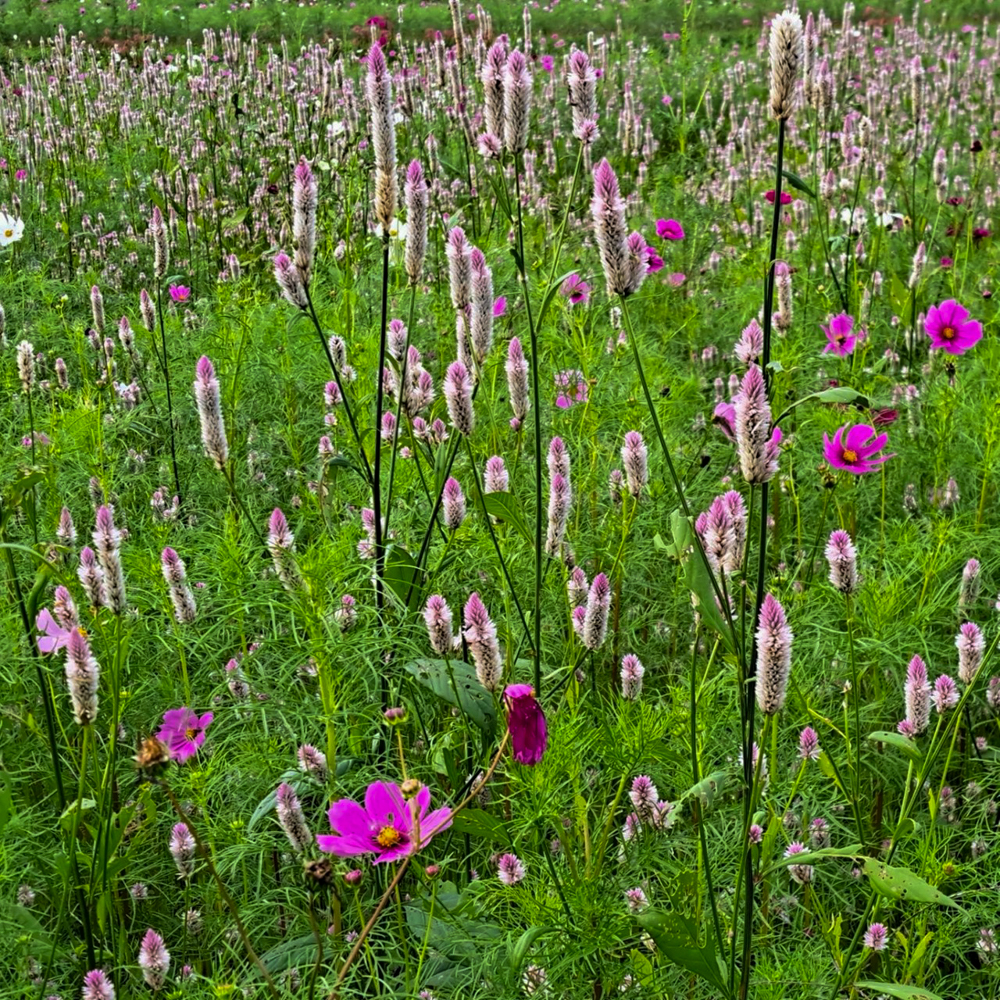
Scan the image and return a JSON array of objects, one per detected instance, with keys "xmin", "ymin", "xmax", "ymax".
[{"xmin": 3, "ymin": 1, "xmax": 1000, "ymax": 998}]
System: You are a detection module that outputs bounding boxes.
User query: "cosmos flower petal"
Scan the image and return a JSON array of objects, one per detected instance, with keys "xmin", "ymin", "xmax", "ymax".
[
  {"xmin": 327, "ymin": 798, "xmax": 371, "ymax": 839},
  {"xmin": 844, "ymin": 424, "xmax": 877, "ymax": 452},
  {"xmin": 365, "ymin": 781, "xmax": 409, "ymax": 829},
  {"xmin": 316, "ymin": 832, "xmax": 373, "ymax": 855},
  {"xmin": 418, "ymin": 806, "xmax": 454, "ymax": 843}
]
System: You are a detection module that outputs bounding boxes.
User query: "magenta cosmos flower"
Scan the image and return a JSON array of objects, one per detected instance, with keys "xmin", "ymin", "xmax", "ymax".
[
  {"xmin": 561, "ymin": 273, "xmax": 590, "ymax": 305},
  {"xmin": 823, "ymin": 424, "xmax": 894, "ymax": 474},
  {"xmin": 655, "ymin": 218, "xmax": 684, "ymax": 240},
  {"xmin": 317, "ymin": 781, "xmax": 452, "ymax": 863},
  {"xmin": 168, "ymin": 284, "xmax": 191, "ymax": 303},
  {"xmin": 821, "ymin": 313, "xmax": 864, "ymax": 356},
  {"xmin": 924, "ymin": 299, "xmax": 982, "ymax": 355},
  {"xmin": 156, "ymin": 707, "xmax": 213, "ymax": 762},
  {"xmin": 504, "ymin": 684, "xmax": 548, "ymax": 765},
  {"xmin": 765, "ymin": 190, "xmax": 792, "ymax": 205},
  {"xmin": 644, "ymin": 247, "xmax": 664, "ymax": 273}
]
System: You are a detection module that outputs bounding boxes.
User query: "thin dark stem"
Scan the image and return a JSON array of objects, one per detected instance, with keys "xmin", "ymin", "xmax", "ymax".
[
  {"xmin": 155, "ymin": 285, "xmax": 182, "ymax": 502},
  {"xmin": 302, "ymin": 283, "xmax": 374, "ymax": 487},
  {"xmin": 464, "ymin": 437, "xmax": 535, "ymax": 656},
  {"xmin": 384, "ymin": 281, "xmax": 419, "ymax": 535},
  {"xmin": 373, "ymin": 238, "xmax": 391, "ymax": 622},
  {"xmin": 514, "ymin": 160, "xmax": 543, "ymax": 695}
]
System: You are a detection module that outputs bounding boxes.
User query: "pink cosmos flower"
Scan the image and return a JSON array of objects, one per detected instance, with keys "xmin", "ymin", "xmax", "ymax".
[
  {"xmin": 168, "ymin": 285, "xmax": 191, "ymax": 303},
  {"xmin": 924, "ymin": 299, "xmax": 982, "ymax": 355},
  {"xmin": 156, "ymin": 707, "xmax": 214, "ymax": 762},
  {"xmin": 765, "ymin": 190, "xmax": 793, "ymax": 205},
  {"xmin": 504, "ymin": 684, "xmax": 547, "ymax": 765},
  {"xmin": 35, "ymin": 608, "xmax": 76, "ymax": 654},
  {"xmin": 493, "ymin": 296, "xmax": 507, "ymax": 317},
  {"xmin": 667, "ymin": 272, "xmax": 686, "ymax": 287},
  {"xmin": 713, "ymin": 402, "xmax": 736, "ymax": 441},
  {"xmin": 561, "ymin": 273, "xmax": 590, "ymax": 304},
  {"xmin": 541, "ymin": 55, "xmax": 554, "ymax": 72},
  {"xmin": 656, "ymin": 218, "xmax": 684, "ymax": 240},
  {"xmin": 823, "ymin": 424, "xmax": 894, "ymax": 474},
  {"xmin": 821, "ymin": 313, "xmax": 864, "ymax": 356},
  {"xmin": 317, "ymin": 781, "xmax": 452, "ymax": 863}
]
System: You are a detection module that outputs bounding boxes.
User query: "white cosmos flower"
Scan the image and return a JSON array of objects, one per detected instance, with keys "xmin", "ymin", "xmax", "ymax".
[
  {"xmin": 375, "ymin": 218, "xmax": 408, "ymax": 241},
  {"xmin": 0, "ymin": 212, "xmax": 25, "ymax": 246}
]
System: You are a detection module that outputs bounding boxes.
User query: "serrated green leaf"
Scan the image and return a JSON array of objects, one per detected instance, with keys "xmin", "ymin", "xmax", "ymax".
[
  {"xmin": 482, "ymin": 492, "xmax": 532, "ymax": 544},
  {"xmin": 403, "ymin": 658, "xmax": 497, "ymax": 735},
  {"xmin": 862, "ymin": 859, "xmax": 960, "ymax": 909},
  {"xmin": 856, "ymin": 982, "xmax": 944, "ymax": 1000},
  {"xmin": 638, "ymin": 911, "xmax": 730, "ymax": 997},
  {"xmin": 868, "ymin": 731, "xmax": 923, "ymax": 762}
]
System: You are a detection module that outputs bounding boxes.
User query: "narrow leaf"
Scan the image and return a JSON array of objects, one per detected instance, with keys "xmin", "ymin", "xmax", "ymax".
[
  {"xmin": 867, "ymin": 731, "xmax": 923, "ymax": 762},
  {"xmin": 855, "ymin": 983, "xmax": 944, "ymax": 1000}
]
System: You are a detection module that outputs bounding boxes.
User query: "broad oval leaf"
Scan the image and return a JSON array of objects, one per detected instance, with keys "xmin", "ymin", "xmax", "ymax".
[
  {"xmin": 867, "ymin": 731, "xmax": 923, "ymax": 762},
  {"xmin": 856, "ymin": 982, "xmax": 944, "ymax": 1000},
  {"xmin": 862, "ymin": 858, "xmax": 960, "ymax": 909},
  {"xmin": 638, "ymin": 910, "xmax": 730, "ymax": 997},
  {"xmin": 403, "ymin": 658, "xmax": 497, "ymax": 735},
  {"xmin": 482, "ymin": 492, "xmax": 532, "ymax": 545}
]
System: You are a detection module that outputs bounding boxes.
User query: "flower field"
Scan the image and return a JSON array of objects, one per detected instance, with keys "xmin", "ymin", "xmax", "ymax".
[{"xmin": 2, "ymin": 2, "xmax": 1000, "ymax": 998}]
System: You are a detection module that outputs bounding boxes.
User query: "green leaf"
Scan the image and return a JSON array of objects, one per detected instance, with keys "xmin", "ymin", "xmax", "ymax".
[
  {"xmin": 60, "ymin": 798, "xmax": 97, "ymax": 831},
  {"xmin": 450, "ymin": 808, "xmax": 510, "ymax": 845},
  {"xmin": 638, "ymin": 911, "xmax": 730, "ymax": 997},
  {"xmin": 670, "ymin": 510, "xmax": 733, "ymax": 652},
  {"xmin": 403, "ymin": 658, "xmax": 497, "ymax": 735},
  {"xmin": 482, "ymin": 492, "xmax": 532, "ymax": 544},
  {"xmin": 890, "ymin": 273, "xmax": 915, "ymax": 325},
  {"xmin": 247, "ymin": 761, "xmax": 354, "ymax": 833},
  {"xmin": 765, "ymin": 844, "xmax": 863, "ymax": 874},
  {"xmin": 862, "ymin": 859, "xmax": 961, "ymax": 909},
  {"xmin": 814, "ymin": 386, "xmax": 865, "ymax": 404},
  {"xmin": 0, "ymin": 902, "xmax": 57, "ymax": 956},
  {"xmin": 0, "ymin": 772, "xmax": 13, "ymax": 837},
  {"xmin": 855, "ymin": 983, "xmax": 944, "ymax": 1000},
  {"xmin": 677, "ymin": 770, "xmax": 727, "ymax": 810},
  {"xmin": 384, "ymin": 545, "xmax": 422, "ymax": 611},
  {"xmin": 221, "ymin": 207, "xmax": 249, "ymax": 232},
  {"xmin": 781, "ymin": 168, "xmax": 817, "ymax": 199},
  {"xmin": 536, "ymin": 270, "xmax": 579, "ymax": 329},
  {"xmin": 510, "ymin": 926, "xmax": 558, "ymax": 972},
  {"xmin": 867, "ymin": 731, "xmax": 923, "ymax": 762},
  {"xmin": 258, "ymin": 933, "xmax": 319, "ymax": 974}
]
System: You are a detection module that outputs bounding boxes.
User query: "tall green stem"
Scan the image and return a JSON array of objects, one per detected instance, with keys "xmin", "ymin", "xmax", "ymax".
[{"xmin": 155, "ymin": 285, "xmax": 182, "ymax": 502}]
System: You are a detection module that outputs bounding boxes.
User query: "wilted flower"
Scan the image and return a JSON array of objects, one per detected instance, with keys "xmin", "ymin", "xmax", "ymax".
[{"xmin": 504, "ymin": 684, "xmax": 547, "ymax": 765}]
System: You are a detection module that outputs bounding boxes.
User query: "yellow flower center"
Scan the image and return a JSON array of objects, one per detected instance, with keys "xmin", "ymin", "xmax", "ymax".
[
  {"xmin": 842, "ymin": 449, "xmax": 858, "ymax": 463},
  {"xmin": 3, "ymin": 229, "xmax": 12, "ymax": 238},
  {"xmin": 941, "ymin": 325, "xmax": 955, "ymax": 340},
  {"xmin": 186, "ymin": 727, "xmax": 197, "ymax": 740},
  {"xmin": 376, "ymin": 825, "xmax": 401, "ymax": 848}
]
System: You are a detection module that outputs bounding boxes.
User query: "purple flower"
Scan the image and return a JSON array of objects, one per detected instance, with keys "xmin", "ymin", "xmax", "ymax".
[
  {"xmin": 765, "ymin": 190, "xmax": 793, "ymax": 205},
  {"xmin": 82, "ymin": 969, "xmax": 115, "ymax": 1000},
  {"xmin": 799, "ymin": 726, "xmax": 821, "ymax": 760},
  {"xmin": 317, "ymin": 781, "xmax": 452, "ymax": 863},
  {"xmin": 35, "ymin": 607, "xmax": 76, "ymax": 654},
  {"xmin": 864, "ymin": 922, "xmax": 888, "ymax": 951},
  {"xmin": 667, "ymin": 271, "xmax": 686, "ymax": 287},
  {"xmin": 934, "ymin": 674, "xmax": 959, "ymax": 713},
  {"xmin": 493, "ymin": 296, "xmax": 507, "ymax": 317},
  {"xmin": 561, "ymin": 273, "xmax": 590, "ymax": 304},
  {"xmin": 168, "ymin": 285, "xmax": 191, "ymax": 304},
  {"xmin": 498, "ymin": 852, "xmax": 526, "ymax": 884},
  {"xmin": 137, "ymin": 928, "xmax": 170, "ymax": 990},
  {"xmin": 924, "ymin": 299, "xmax": 982, "ymax": 354},
  {"xmin": 655, "ymin": 218, "xmax": 684, "ymax": 240},
  {"xmin": 904, "ymin": 655, "xmax": 931, "ymax": 734},
  {"xmin": 504, "ymin": 684, "xmax": 548, "ymax": 765},
  {"xmin": 823, "ymin": 424, "xmax": 893, "ymax": 474},
  {"xmin": 755, "ymin": 594, "xmax": 793, "ymax": 715},
  {"xmin": 713, "ymin": 402, "xmax": 736, "ymax": 441},
  {"xmin": 821, "ymin": 313, "xmax": 863, "ymax": 356},
  {"xmin": 540, "ymin": 55, "xmax": 554, "ymax": 72},
  {"xmin": 156, "ymin": 707, "xmax": 213, "ymax": 763}
]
